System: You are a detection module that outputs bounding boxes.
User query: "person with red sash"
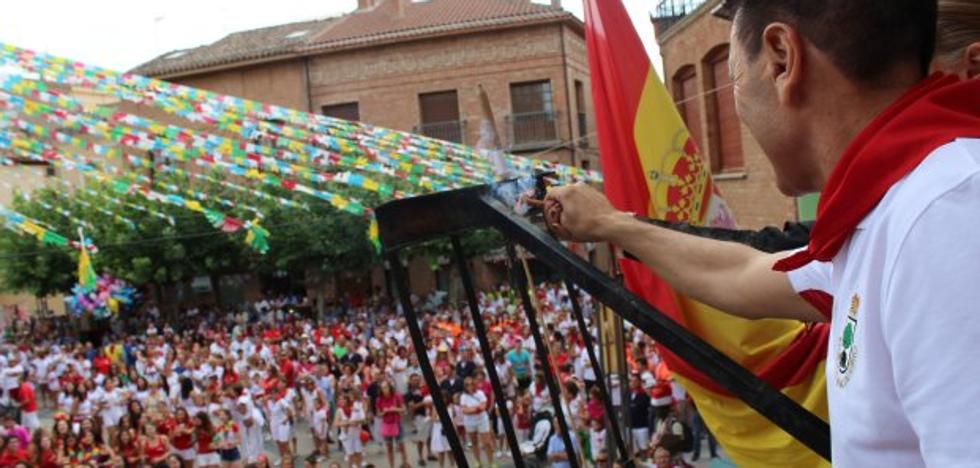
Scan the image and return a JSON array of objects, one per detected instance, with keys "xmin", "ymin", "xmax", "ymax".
[
  {"xmin": 15, "ymin": 373, "xmax": 37, "ymax": 433},
  {"xmin": 545, "ymin": 0, "xmax": 980, "ymax": 465}
]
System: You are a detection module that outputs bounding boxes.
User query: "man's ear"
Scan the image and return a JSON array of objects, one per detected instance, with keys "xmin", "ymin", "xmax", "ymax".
[
  {"xmin": 760, "ymin": 22, "xmax": 805, "ymax": 105},
  {"xmin": 965, "ymin": 42, "xmax": 980, "ymax": 79}
]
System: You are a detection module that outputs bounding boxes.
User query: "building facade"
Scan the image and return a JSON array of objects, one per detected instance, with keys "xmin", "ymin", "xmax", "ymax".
[
  {"xmin": 133, "ymin": 0, "xmax": 599, "ymax": 298},
  {"xmin": 135, "ymin": 0, "xmax": 597, "ymax": 171},
  {"xmin": 653, "ymin": 0, "xmax": 803, "ymax": 229}
]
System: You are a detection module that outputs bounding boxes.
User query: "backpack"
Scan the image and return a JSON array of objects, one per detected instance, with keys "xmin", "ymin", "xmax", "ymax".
[
  {"xmin": 659, "ymin": 416, "xmax": 694, "ymax": 454},
  {"xmin": 670, "ymin": 416, "xmax": 694, "ymax": 453}
]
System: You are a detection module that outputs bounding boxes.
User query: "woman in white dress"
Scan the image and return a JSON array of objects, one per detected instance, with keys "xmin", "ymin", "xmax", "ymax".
[
  {"xmin": 229, "ymin": 384, "xmax": 263, "ymax": 465},
  {"xmin": 310, "ymin": 389, "xmax": 331, "ymax": 459},
  {"xmin": 334, "ymin": 391, "xmax": 365, "ymax": 468},
  {"xmin": 98, "ymin": 377, "xmax": 125, "ymax": 443},
  {"xmin": 428, "ymin": 391, "xmax": 451, "ymax": 468},
  {"xmin": 267, "ymin": 383, "xmax": 295, "ymax": 466},
  {"xmin": 73, "ymin": 383, "xmax": 95, "ymax": 431},
  {"xmin": 56, "ymin": 381, "xmax": 76, "ymax": 418},
  {"xmin": 45, "ymin": 354, "xmax": 64, "ymax": 409},
  {"xmin": 460, "ymin": 377, "xmax": 494, "ymax": 468}
]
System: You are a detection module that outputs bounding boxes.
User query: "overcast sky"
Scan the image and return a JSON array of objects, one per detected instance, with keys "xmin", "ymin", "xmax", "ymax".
[{"xmin": 0, "ymin": 0, "xmax": 663, "ymax": 76}]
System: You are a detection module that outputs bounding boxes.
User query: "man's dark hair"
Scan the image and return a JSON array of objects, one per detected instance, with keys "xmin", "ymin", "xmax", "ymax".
[{"xmin": 721, "ymin": 0, "xmax": 938, "ymax": 84}]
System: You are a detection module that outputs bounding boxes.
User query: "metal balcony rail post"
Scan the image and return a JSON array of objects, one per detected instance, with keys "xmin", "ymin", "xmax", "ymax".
[
  {"xmin": 451, "ymin": 236, "xmax": 525, "ymax": 467},
  {"xmin": 506, "ymin": 243, "xmax": 580, "ymax": 468},
  {"xmin": 564, "ymin": 281, "xmax": 631, "ymax": 466},
  {"xmin": 386, "ymin": 252, "xmax": 470, "ymax": 467},
  {"xmin": 507, "ymin": 111, "xmax": 560, "ymax": 148},
  {"xmin": 374, "ymin": 178, "xmax": 832, "ymax": 463},
  {"xmin": 414, "ymin": 120, "xmax": 465, "ymax": 144}
]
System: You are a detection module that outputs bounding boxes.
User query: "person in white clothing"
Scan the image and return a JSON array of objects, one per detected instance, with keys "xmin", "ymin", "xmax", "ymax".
[
  {"xmin": 544, "ymin": 1, "xmax": 980, "ymax": 465},
  {"xmin": 460, "ymin": 377, "xmax": 493, "ymax": 468},
  {"xmin": 310, "ymin": 390, "xmax": 331, "ymax": 460},
  {"xmin": 267, "ymin": 383, "xmax": 295, "ymax": 465},
  {"xmin": 227, "ymin": 385, "xmax": 263, "ymax": 465},
  {"xmin": 428, "ymin": 391, "xmax": 451, "ymax": 468},
  {"xmin": 335, "ymin": 391, "xmax": 366, "ymax": 468},
  {"xmin": 99, "ymin": 377, "xmax": 126, "ymax": 442},
  {"xmin": 299, "ymin": 376, "xmax": 329, "ymax": 459},
  {"xmin": 1, "ymin": 355, "xmax": 23, "ymax": 405}
]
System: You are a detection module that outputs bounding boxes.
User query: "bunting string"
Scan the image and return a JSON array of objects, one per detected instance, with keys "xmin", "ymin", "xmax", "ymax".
[
  {"xmin": 20, "ymin": 192, "xmax": 96, "ymax": 230},
  {"xmin": 0, "ymin": 42, "xmax": 608, "ymax": 255},
  {"xmin": 0, "ymin": 134, "xmax": 270, "ymax": 253},
  {"xmin": 0, "ymin": 92, "xmax": 373, "ymax": 218},
  {"xmin": 0, "ymin": 74, "xmax": 466, "ymax": 192},
  {"xmin": 157, "ymin": 163, "xmax": 311, "ymax": 211},
  {"xmin": 0, "ymin": 44, "xmax": 602, "ymax": 184},
  {"xmin": 0, "ymin": 203, "xmax": 95, "ymax": 251},
  {"xmin": 90, "ymin": 157, "xmax": 264, "ymax": 222}
]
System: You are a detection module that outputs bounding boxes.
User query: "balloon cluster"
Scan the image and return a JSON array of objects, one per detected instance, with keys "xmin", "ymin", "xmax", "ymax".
[{"xmin": 66, "ymin": 274, "xmax": 140, "ymax": 320}]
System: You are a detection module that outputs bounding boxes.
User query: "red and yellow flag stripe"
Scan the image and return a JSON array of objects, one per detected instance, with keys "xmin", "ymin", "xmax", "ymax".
[{"xmin": 584, "ymin": 1, "xmax": 828, "ymax": 466}]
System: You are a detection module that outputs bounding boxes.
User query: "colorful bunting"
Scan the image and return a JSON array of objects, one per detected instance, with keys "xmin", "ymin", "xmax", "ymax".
[{"xmin": 0, "ymin": 42, "xmax": 606, "ymax": 257}]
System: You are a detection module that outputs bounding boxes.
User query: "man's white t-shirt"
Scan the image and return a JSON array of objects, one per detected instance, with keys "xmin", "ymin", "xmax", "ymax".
[
  {"xmin": 787, "ymin": 139, "xmax": 980, "ymax": 466},
  {"xmin": 2, "ymin": 364, "xmax": 22, "ymax": 390}
]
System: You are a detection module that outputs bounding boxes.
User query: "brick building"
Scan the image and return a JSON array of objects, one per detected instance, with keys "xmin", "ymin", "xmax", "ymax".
[
  {"xmin": 133, "ymin": 0, "xmax": 598, "ymax": 297},
  {"xmin": 134, "ymin": 0, "xmax": 597, "ymax": 170},
  {"xmin": 652, "ymin": 0, "xmax": 811, "ymax": 229}
]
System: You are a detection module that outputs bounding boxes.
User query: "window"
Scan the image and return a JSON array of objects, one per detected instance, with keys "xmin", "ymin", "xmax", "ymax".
[
  {"xmin": 511, "ymin": 80, "xmax": 554, "ymax": 114},
  {"xmin": 418, "ymin": 90, "xmax": 462, "ymax": 143},
  {"xmin": 575, "ymin": 80, "xmax": 588, "ymax": 148},
  {"xmin": 509, "ymin": 80, "xmax": 558, "ymax": 147},
  {"xmin": 322, "ymin": 102, "xmax": 360, "ymax": 122},
  {"xmin": 672, "ymin": 65, "xmax": 705, "ymax": 162},
  {"xmin": 704, "ymin": 45, "xmax": 744, "ymax": 173}
]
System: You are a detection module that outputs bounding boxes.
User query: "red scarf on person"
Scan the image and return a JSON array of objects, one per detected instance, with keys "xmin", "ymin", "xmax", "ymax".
[{"xmin": 775, "ymin": 74, "xmax": 980, "ymax": 272}]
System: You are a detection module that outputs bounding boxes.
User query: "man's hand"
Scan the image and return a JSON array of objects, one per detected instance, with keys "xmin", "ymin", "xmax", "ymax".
[{"xmin": 543, "ymin": 183, "xmax": 625, "ymax": 242}]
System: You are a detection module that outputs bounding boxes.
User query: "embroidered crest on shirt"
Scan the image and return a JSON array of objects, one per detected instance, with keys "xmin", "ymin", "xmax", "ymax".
[{"xmin": 836, "ymin": 294, "xmax": 860, "ymax": 388}]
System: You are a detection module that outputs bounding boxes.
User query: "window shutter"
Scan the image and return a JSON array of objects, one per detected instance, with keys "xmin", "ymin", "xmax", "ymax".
[
  {"xmin": 322, "ymin": 102, "xmax": 360, "ymax": 122},
  {"xmin": 708, "ymin": 50, "xmax": 744, "ymax": 171},
  {"xmin": 419, "ymin": 91, "xmax": 460, "ymax": 124},
  {"xmin": 673, "ymin": 66, "xmax": 705, "ymax": 164}
]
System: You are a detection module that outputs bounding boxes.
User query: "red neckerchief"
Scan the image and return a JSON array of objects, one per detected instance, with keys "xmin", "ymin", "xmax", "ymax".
[{"xmin": 776, "ymin": 74, "xmax": 980, "ymax": 271}]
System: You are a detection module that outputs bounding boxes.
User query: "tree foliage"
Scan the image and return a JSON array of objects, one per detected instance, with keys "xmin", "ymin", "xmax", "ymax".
[
  {"xmin": 0, "ymin": 163, "xmax": 507, "ymax": 298},
  {"xmin": 0, "ymin": 169, "xmax": 390, "ymax": 297}
]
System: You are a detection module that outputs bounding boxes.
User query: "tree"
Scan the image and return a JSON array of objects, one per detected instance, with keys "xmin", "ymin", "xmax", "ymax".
[{"xmin": 0, "ymin": 166, "xmax": 505, "ymax": 310}]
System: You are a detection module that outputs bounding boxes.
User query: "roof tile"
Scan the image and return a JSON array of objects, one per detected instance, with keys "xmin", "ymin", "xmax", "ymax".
[{"xmin": 132, "ymin": 0, "xmax": 577, "ymax": 77}]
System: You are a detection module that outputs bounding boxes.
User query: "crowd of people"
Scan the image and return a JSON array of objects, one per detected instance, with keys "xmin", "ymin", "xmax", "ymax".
[{"xmin": 0, "ymin": 284, "xmax": 715, "ymax": 468}]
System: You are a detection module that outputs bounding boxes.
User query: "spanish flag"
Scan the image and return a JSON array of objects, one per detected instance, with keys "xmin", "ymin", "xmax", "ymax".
[{"xmin": 584, "ymin": 1, "xmax": 829, "ymax": 466}]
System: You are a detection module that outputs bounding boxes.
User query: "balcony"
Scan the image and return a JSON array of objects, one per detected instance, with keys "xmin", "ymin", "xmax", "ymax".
[
  {"xmin": 414, "ymin": 120, "xmax": 466, "ymax": 144},
  {"xmin": 506, "ymin": 110, "xmax": 561, "ymax": 151},
  {"xmin": 653, "ymin": 0, "xmax": 710, "ymax": 36}
]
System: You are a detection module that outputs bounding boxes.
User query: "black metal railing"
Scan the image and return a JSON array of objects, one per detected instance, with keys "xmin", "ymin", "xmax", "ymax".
[
  {"xmin": 653, "ymin": 0, "xmax": 709, "ymax": 18},
  {"xmin": 375, "ymin": 176, "xmax": 831, "ymax": 468},
  {"xmin": 414, "ymin": 120, "xmax": 465, "ymax": 144},
  {"xmin": 506, "ymin": 110, "xmax": 561, "ymax": 150}
]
